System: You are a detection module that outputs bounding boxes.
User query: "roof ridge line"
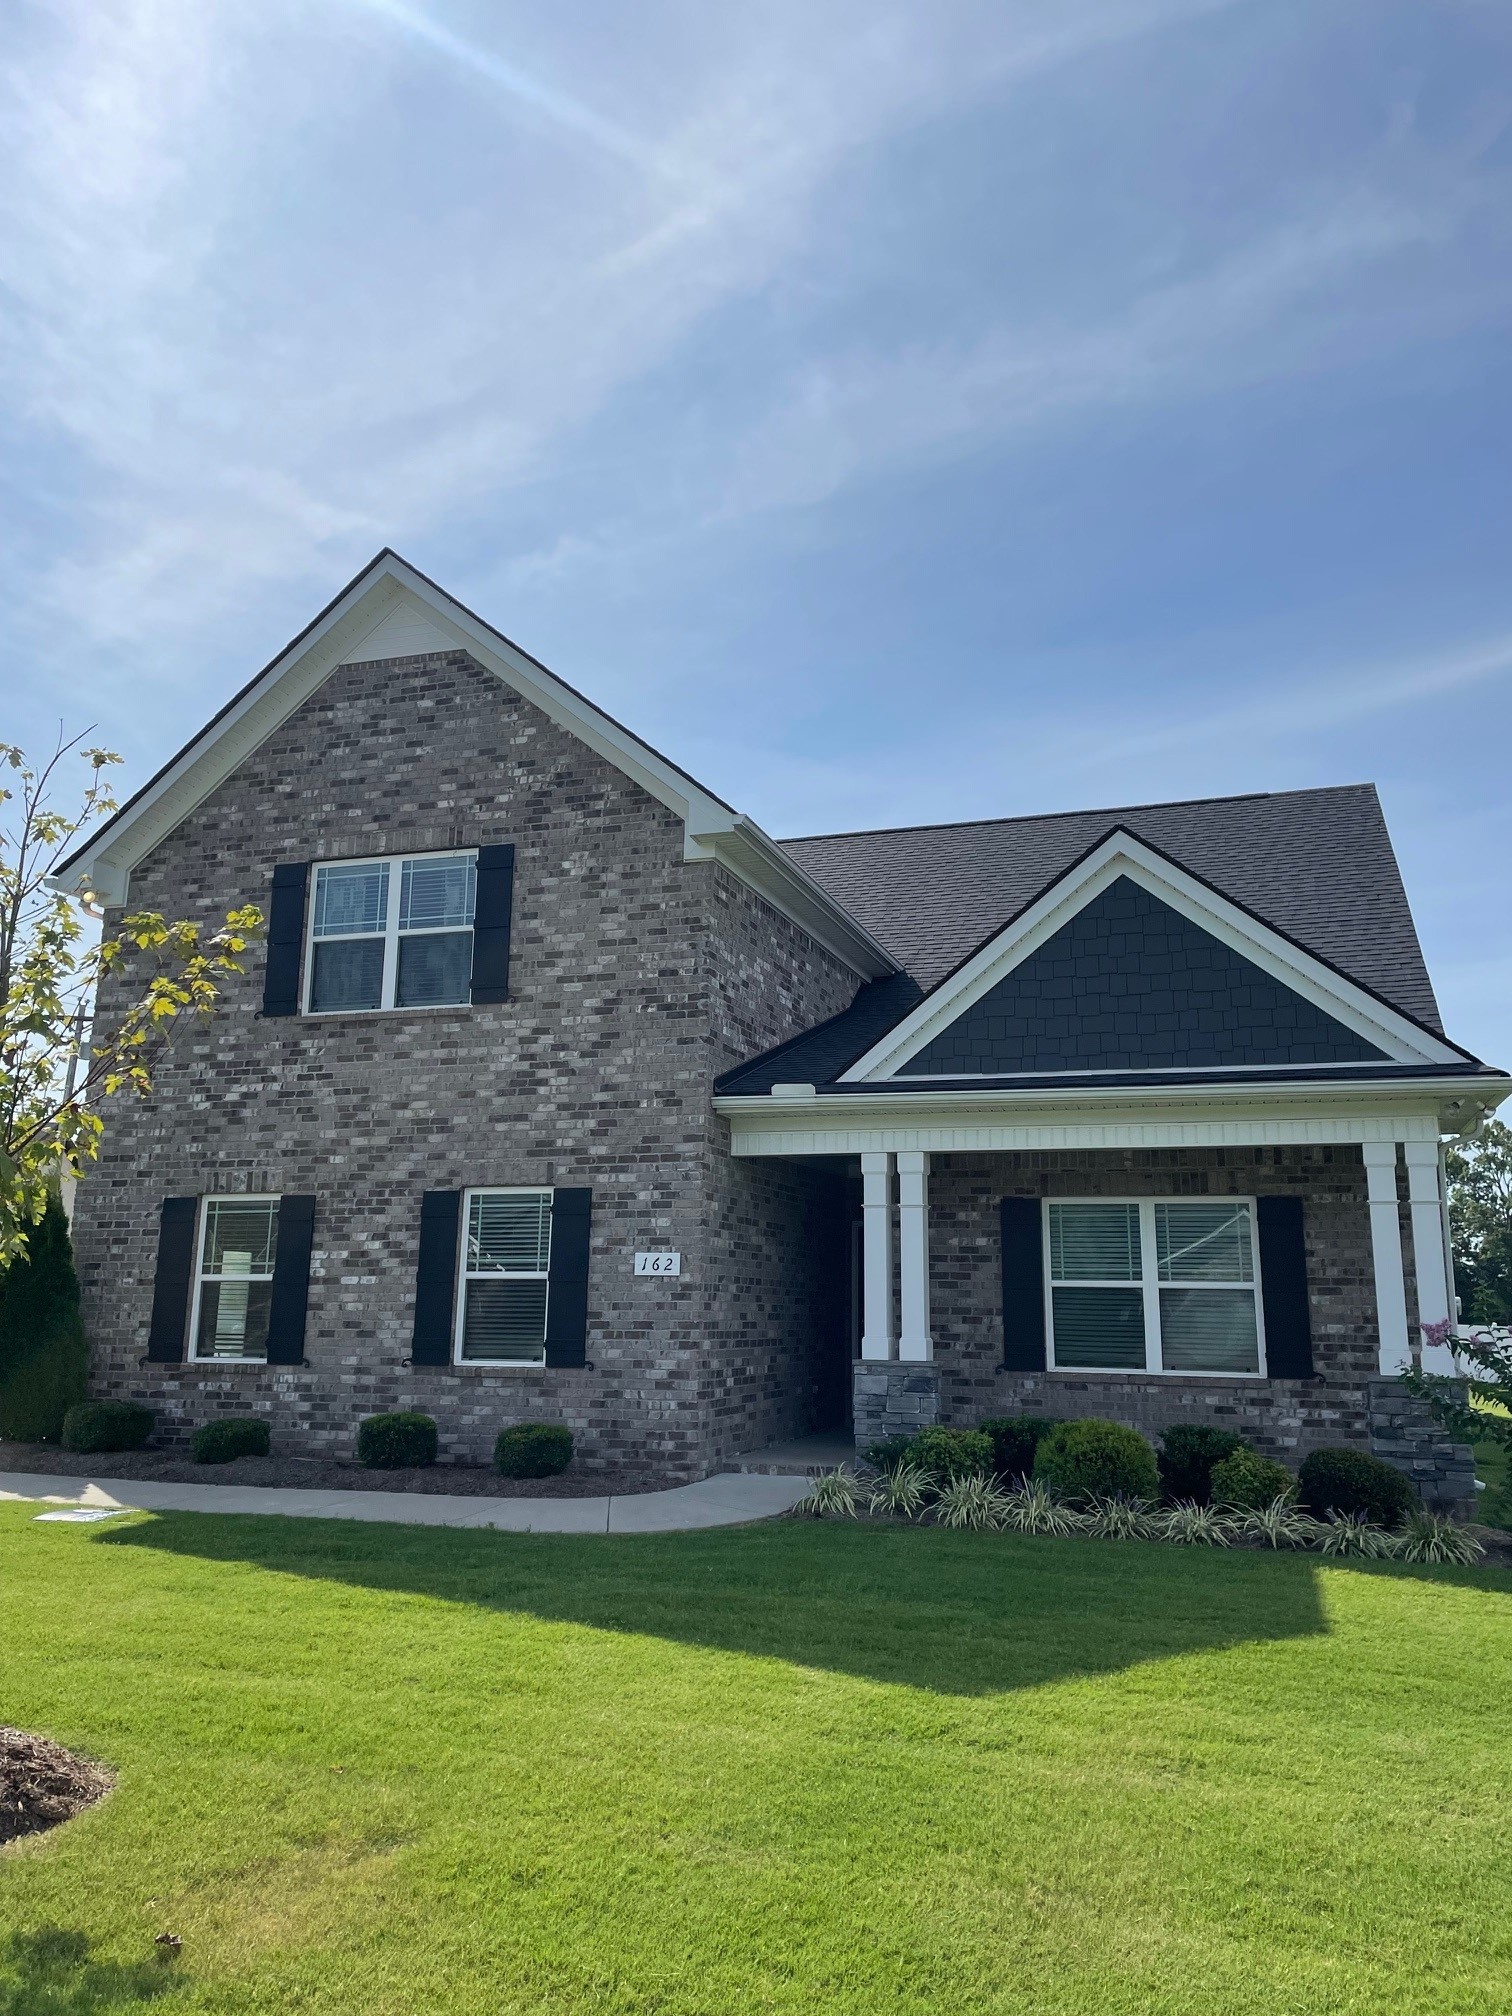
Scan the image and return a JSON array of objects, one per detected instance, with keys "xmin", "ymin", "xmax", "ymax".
[{"xmin": 778, "ymin": 783, "xmax": 1376, "ymax": 847}]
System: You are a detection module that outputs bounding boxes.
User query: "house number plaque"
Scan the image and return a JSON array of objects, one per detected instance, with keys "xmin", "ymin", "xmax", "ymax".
[{"xmin": 633, "ymin": 1251, "xmax": 682, "ymax": 1276}]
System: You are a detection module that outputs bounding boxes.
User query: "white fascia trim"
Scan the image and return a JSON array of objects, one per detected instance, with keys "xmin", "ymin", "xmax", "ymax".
[
  {"xmin": 684, "ymin": 810, "xmax": 894, "ymax": 978},
  {"xmin": 838, "ymin": 829, "xmax": 1462, "ymax": 1079},
  {"xmin": 715, "ymin": 1071, "xmax": 1511, "ymax": 1157},
  {"xmin": 47, "ymin": 553, "xmax": 892, "ymax": 977}
]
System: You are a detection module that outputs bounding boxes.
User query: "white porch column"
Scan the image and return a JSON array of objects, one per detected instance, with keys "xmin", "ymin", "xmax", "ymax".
[
  {"xmin": 897, "ymin": 1149, "xmax": 933, "ymax": 1362},
  {"xmin": 1404, "ymin": 1141, "xmax": 1456, "ymax": 1374},
  {"xmin": 860, "ymin": 1151, "xmax": 895, "ymax": 1361},
  {"xmin": 1363, "ymin": 1141, "xmax": 1411, "ymax": 1375}
]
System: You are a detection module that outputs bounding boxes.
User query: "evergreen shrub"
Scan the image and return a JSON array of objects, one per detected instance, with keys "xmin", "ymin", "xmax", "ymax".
[
  {"xmin": 1033, "ymin": 1419, "xmax": 1159, "ymax": 1503},
  {"xmin": 357, "ymin": 1412, "xmax": 438, "ymax": 1469},
  {"xmin": 61, "ymin": 1400, "xmax": 154, "ymax": 1454},
  {"xmin": 495, "ymin": 1422, "xmax": 573, "ymax": 1478},
  {"xmin": 1157, "ymin": 1425, "xmax": 1246, "ymax": 1505},
  {"xmin": 980, "ymin": 1415, "xmax": 1065, "ymax": 1484},
  {"xmin": 190, "ymin": 1417, "xmax": 271, "ymax": 1464},
  {"xmin": 1211, "ymin": 1448, "xmax": 1295, "ymax": 1510},
  {"xmin": 0, "ymin": 1195, "xmax": 89, "ymax": 1443},
  {"xmin": 1298, "ymin": 1447, "xmax": 1416, "ymax": 1526},
  {"xmin": 910, "ymin": 1425, "xmax": 993, "ymax": 1482}
]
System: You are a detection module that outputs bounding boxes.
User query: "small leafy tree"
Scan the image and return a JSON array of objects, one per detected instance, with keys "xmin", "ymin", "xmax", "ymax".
[
  {"xmin": 1402, "ymin": 1318, "xmax": 1512, "ymax": 1465},
  {"xmin": 1, "ymin": 733, "xmax": 262, "ymax": 1265},
  {"xmin": 1444, "ymin": 1121, "xmax": 1512, "ymax": 1324}
]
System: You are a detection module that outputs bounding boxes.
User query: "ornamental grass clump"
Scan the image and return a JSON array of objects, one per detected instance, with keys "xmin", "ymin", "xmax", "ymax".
[
  {"xmin": 1157, "ymin": 1425, "xmax": 1246, "ymax": 1506},
  {"xmin": 1395, "ymin": 1509, "xmax": 1485, "ymax": 1566},
  {"xmin": 1033, "ymin": 1418, "xmax": 1159, "ymax": 1504},
  {"xmin": 932, "ymin": 1473, "xmax": 1009, "ymax": 1531},
  {"xmin": 1211, "ymin": 1447, "xmax": 1296, "ymax": 1511},
  {"xmin": 1299, "ymin": 1447, "xmax": 1417, "ymax": 1527},
  {"xmin": 1316, "ymin": 1510, "xmax": 1397, "ymax": 1559},
  {"xmin": 998, "ymin": 1482, "xmax": 1086, "ymax": 1537},
  {"xmin": 1081, "ymin": 1493, "xmax": 1162, "ymax": 1541},
  {"xmin": 867, "ymin": 1466, "xmax": 930, "ymax": 1521},
  {"xmin": 795, "ymin": 1469, "xmax": 860, "ymax": 1518},
  {"xmin": 1157, "ymin": 1500, "xmax": 1236, "ymax": 1547},
  {"xmin": 190, "ymin": 1417, "xmax": 270, "ymax": 1464},
  {"xmin": 1232, "ymin": 1497, "xmax": 1322, "ymax": 1551}
]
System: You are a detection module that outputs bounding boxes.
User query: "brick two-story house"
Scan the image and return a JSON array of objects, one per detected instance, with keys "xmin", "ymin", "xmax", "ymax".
[{"xmin": 56, "ymin": 552, "xmax": 1509, "ymax": 1498}]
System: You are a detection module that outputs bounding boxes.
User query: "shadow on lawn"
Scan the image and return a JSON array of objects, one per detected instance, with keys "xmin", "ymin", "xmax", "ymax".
[
  {"xmin": 102, "ymin": 1516, "xmax": 1335, "ymax": 1696},
  {"xmin": 0, "ymin": 1927, "xmax": 183, "ymax": 2015}
]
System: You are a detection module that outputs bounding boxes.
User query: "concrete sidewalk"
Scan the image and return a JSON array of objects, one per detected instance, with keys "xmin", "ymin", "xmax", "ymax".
[{"xmin": 0, "ymin": 1469, "xmax": 811, "ymax": 1533}]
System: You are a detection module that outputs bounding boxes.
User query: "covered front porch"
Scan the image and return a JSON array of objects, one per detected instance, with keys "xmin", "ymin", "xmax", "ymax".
[{"xmin": 716, "ymin": 1074, "xmax": 1485, "ymax": 1501}]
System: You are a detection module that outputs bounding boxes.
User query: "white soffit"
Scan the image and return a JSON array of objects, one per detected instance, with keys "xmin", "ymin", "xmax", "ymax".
[
  {"xmin": 838, "ymin": 829, "xmax": 1465, "ymax": 1078},
  {"xmin": 50, "ymin": 552, "xmax": 894, "ymax": 979}
]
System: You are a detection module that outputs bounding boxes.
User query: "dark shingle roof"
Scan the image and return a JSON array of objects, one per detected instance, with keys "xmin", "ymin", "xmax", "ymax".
[
  {"xmin": 781, "ymin": 785, "xmax": 1442, "ymax": 1027},
  {"xmin": 716, "ymin": 784, "xmax": 1451, "ymax": 1097}
]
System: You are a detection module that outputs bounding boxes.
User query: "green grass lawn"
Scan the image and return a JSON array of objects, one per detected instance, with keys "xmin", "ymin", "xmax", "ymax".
[{"xmin": 2, "ymin": 1505, "xmax": 1509, "ymax": 2016}]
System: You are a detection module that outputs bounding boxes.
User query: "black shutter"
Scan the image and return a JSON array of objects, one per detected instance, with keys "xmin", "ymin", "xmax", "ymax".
[
  {"xmin": 1257, "ymin": 1195, "xmax": 1314, "ymax": 1378},
  {"xmin": 265, "ymin": 1194, "xmax": 316, "ymax": 1365},
  {"xmin": 1000, "ymin": 1196, "xmax": 1047, "ymax": 1371},
  {"xmin": 411, "ymin": 1191, "xmax": 461, "ymax": 1366},
  {"xmin": 145, "ymin": 1196, "xmax": 198, "ymax": 1362},
  {"xmin": 262, "ymin": 863, "xmax": 310, "ymax": 1017},
  {"xmin": 470, "ymin": 844, "xmax": 515, "ymax": 1004},
  {"xmin": 544, "ymin": 1187, "xmax": 592, "ymax": 1368}
]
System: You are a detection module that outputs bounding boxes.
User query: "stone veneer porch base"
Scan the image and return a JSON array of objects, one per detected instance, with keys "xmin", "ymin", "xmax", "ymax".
[{"xmin": 851, "ymin": 1362, "xmax": 1475, "ymax": 1509}]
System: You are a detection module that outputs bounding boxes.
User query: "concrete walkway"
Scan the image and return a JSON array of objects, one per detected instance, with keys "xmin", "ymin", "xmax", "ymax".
[{"xmin": 0, "ymin": 1469, "xmax": 811, "ymax": 1534}]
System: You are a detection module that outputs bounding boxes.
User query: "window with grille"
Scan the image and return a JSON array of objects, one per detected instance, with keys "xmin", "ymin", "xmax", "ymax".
[
  {"xmin": 1045, "ymin": 1198, "xmax": 1263, "ymax": 1375},
  {"xmin": 306, "ymin": 852, "xmax": 476, "ymax": 1012},
  {"xmin": 456, "ymin": 1189, "xmax": 552, "ymax": 1365},
  {"xmin": 192, "ymin": 1197, "xmax": 279, "ymax": 1361}
]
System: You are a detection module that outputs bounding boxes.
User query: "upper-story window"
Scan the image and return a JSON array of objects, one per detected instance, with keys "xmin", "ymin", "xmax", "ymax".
[{"xmin": 305, "ymin": 852, "xmax": 477, "ymax": 1013}]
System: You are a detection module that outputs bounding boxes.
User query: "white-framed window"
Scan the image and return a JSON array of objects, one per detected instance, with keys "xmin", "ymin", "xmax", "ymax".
[
  {"xmin": 305, "ymin": 851, "xmax": 477, "ymax": 1013},
  {"xmin": 191, "ymin": 1196, "xmax": 280, "ymax": 1362},
  {"xmin": 455, "ymin": 1188, "xmax": 552, "ymax": 1366},
  {"xmin": 1044, "ymin": 1197, "xmax": 1265, "ymax": 1377}
]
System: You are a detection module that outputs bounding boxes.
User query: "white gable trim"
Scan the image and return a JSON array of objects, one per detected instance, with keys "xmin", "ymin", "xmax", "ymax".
[
  {"xmin": 52, "ymin": 552, "xmax": 893, "ymax": 980},
  {"xmin": 838, "ymin": 829, "xmax": 1466, "ymax": 1079}
]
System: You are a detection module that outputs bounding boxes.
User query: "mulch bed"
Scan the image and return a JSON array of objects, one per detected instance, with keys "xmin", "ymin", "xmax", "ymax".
[
  {"xmin": 0, "ymin": 1443, "xmax": 672, "ymax": 1498},
  {"xmin": 0, "ymin": 1728, "xmax": 112, "ymax": 1845}
]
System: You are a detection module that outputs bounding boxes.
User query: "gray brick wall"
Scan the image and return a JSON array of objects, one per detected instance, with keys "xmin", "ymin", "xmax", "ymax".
[
  {"xmin": 72, "ymin": 647, "xmax": 858, "ymax": 1478},
  {"xmin": 923, "ymin": 1145, "xmax": 1456, "ymax": 1477}
]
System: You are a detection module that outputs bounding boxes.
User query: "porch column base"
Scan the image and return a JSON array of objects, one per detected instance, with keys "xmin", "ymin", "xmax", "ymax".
[
  {"xmin": 1366, "ymin": 1376, "xmax": 1477, "ymax": 1512},
  {"xmin": 852, "ymin": 1364, "xmax": 941, "ymax": 1454}
]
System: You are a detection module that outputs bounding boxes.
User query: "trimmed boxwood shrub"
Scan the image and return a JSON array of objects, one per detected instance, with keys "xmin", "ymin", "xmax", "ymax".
[
  {"xmin": 495, "ymin": 1422, "xmax": 573, "ymax": 1478},
  {"xmin": 1033, "ymin": 1418, "xmax": 1159, "ymax": 1503},
  {"xmin": 1299, "ymin": 1447, "xmax": 1416, "ymax": 1525},
  {"xmin": 910, "ymin": 1425, "xmax": 993, "ymax": 1483},
  {"xmin": 1211, "ymin": 1447, "xmax": 1295, "ymax": 1510},
  {"xmin": 1158, "ymin": 1425, "xmax": 1247, "ymax": 1505},
  {"xmin": 189, "ymin": 1417, "xmax": 270, "ymax": 1464},
  {"xmin": 863, "ymin": 1435, "xmax": 918, "ymax": 1475},
  {"xmin": 61, "ymin": 1400, "xmax": 154, "ymax": 1455},
  {"xmin": 981, "ymin": 1416, "xmax": 1064, "ymax": 1485},
  {"xmin": 357, "ymin": 1411, "xmax": 438, "ymax": 1470}
]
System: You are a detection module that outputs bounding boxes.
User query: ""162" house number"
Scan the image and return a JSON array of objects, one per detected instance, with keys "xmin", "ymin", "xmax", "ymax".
[{"xmin": 633, "ymin": 1251, "xmax": 682, "ymax": 1276}]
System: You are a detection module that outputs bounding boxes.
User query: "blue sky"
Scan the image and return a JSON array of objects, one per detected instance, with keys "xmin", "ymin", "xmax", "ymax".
[{"xmin": 3, "ymin": 0, "xmax": 1509, "ymax": 1061}]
